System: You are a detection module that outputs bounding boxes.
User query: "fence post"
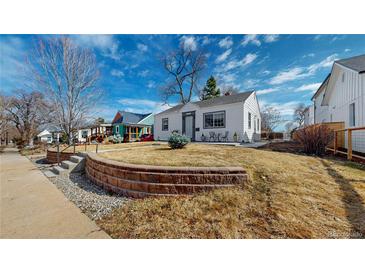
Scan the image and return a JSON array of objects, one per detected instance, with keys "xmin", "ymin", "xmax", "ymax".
[
  {"xmin": 333, "ymin": 131, "xmax": 337, "ymax": 155},
  {"xmin": 347, "ymin": 129, "xmax": 352, "ymax": 160},
  {"xmin": 73, "ymin": 142, "xmax": 76, "ymax": 154},
  {"xmin": 57, "ymin": 144, "xmax": 60, "ymax": 165},
  {"xmin": 85, "ymin": 142, "xmax": 87, "ymax": 152},
  {"xmin": 96, "ymin": 143, "xmax": 98, "ymax": 154}
]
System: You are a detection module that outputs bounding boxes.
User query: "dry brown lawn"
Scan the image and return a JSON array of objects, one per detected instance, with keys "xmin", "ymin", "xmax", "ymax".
[
  {"xmin": 48, "ymin": 141, "xmax": 152, "ymax": 153},
  {"xmin": 97, "ymin": 144, "xmax": 365, "ymax": 239}
]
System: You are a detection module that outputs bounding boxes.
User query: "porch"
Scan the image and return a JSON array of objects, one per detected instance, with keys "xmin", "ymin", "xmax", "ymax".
[{"xmin": 124, "ymin": 124, "xmax": 152, "ymax": 142}]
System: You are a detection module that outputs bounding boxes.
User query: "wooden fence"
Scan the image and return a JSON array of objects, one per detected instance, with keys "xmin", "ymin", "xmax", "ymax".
[
  {"xmin": 292, "ymin": 122, "xmax": 345, "ymax": 144},
  {"xmin": 327, "ymin": 126, "xmax": 365, "ymax": 161}
]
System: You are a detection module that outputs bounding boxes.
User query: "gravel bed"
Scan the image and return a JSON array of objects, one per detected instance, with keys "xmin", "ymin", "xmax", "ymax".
[{"xmin": 31, "ymin": 157, "xmax": 129, "ymax": 220}]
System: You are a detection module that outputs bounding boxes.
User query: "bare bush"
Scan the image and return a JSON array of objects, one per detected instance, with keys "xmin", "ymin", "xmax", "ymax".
[{"xmin": 294, "ymin": 125, "xmax": 333, "ymax": 156}]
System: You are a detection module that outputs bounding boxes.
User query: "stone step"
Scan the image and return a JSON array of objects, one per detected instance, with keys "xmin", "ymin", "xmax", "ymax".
[
  {"xmin": 52, "ymin": 166, "xmax": 67, "ymax": 175},
  {"xmin": 61, "ymin": 160, "xmax": 77, "ymax": 170},
  {"xmin": 70, "ymin": 155, "xmax": 84, "ymax": 163},
  {"xmin": 44, "ymin": 170, "xmax": 57, "ymax": 178}
]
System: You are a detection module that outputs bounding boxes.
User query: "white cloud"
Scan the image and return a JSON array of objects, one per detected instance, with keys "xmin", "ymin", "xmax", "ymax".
[
  {"xmin": 256, "ymin": 88, "xmax": 278, "ymax": 95},
  {"xmin": 221, "ymin": 53, "xmax": 258, "ymax": 72},
  {"xmin": 117, "ymin": 98, "xmax": 172, "ymax": 114},
  {"xmin": 270, "ymin": 54, "xmax": 339, "ymax": 85},
  {"xmin": 215, "ymin": 49, "xmax": 232, "ymax": 63},
  {"xmin": 137, "ymin": 43, "xmax": 148, "ymax": 52},
  {"xmin": 303, "ymin": 53, "xmax": 315, "ymax": 58},
  {"xmin": 218, "ymin": 36, "xmax": 233, "ymax": 49},
  {"xmin": 263, "ymin": 34, "xmax": 279, "ymax": 43},
  {"xmin": 180, "ymin": 35, "xmax": 197, "ymax": 51},
  {"xmin": 269, "ymin": 67, "xmax": 307, "ymax": 85},
  {"xmin": 308, "ymin": 54, "xmax": 338, "ymax": 74},
  {"xmin": 147, "ymin": 81, "xmax": 156, "ymax": 89},
  {"xmin": 295, "ymin": 83, "xmax": 321, "ymax": 92},
  {"xmin": 344, "ymin": 48, "xmax": 351, "ymax": 52},
  {"xmin": 261, "ymin": 70, "xmax": 271, "ymax": 75},
  {"xmin": 243, "ymin": 79, "xmax": 258, "ymax": 88},
  {"xmin": 110, "ymin": 69, "xmax": 125, "ymax": 78},
  {"xmin": 138, "ymin": 69, "xmax": 149, "ymax": 77},
  {"xmin": 218, "ymin": 73, "xmax": 237, "ymax": 84},
  {"xmin": 261, "ymin": 100, "xmax": 301, "ymax": 116},
  {"xmin": 242, "ymin": 34, "xmax": 261, "ymax": 47},
  {"xmin": 201, "ymin": 36, "xmax": 211, "ymax": 45},
  {"xmin": 73, "ymin": 35, "xmax": 121, "ymax": 60}
]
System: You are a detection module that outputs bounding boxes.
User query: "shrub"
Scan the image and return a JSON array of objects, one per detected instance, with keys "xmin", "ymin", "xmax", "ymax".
[
  {"xmin": 168, "ymin": 133, "xmax": 189, "ymax": 149},
  {"xmin": 108, "ymin": 135, "xmax": 123, "ymax": 144},
  {"xmin": 294, "ymin": 125, "xmax": 333, "ymax": 156}
]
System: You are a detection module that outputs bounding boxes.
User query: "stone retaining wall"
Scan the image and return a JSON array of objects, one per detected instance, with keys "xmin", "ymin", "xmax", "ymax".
[
  {"xmin": 46, "ymin": 149, "xmax": 75, "ymax": 164},
  {"xmin": 85, "ymin": 153, "xmax": 248, "ymax": 198}
]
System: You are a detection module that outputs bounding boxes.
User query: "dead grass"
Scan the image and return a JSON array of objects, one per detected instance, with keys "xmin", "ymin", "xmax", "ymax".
[
  {"xmin": 97, "ymin": 144, "xmax": 365, "ymax": 239},
  {"xmin": 48, "ymin": 141, "xmax": 152, "ymax": 153}
]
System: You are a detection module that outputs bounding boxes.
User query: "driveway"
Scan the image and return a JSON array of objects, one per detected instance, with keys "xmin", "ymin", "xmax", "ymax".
[{"xmin": 0, "ymin": 148, "xmax": 109, "ymax": 239}]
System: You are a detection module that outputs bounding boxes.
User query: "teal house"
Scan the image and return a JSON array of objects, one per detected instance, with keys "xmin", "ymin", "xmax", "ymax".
[{"xmin": 111, "ymin": 111, "xmax": 154, "ymax": 141}]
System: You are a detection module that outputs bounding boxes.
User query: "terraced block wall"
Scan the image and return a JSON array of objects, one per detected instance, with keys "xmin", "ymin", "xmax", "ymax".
[{"xmin": 85, "ymin": 153, "xmax": 248, "ymax": 198}]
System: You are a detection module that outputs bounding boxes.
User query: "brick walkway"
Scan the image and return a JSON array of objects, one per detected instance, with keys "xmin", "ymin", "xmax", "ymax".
[{"xmin": 0, "ymin": 148, "xmax": 109, "ymax": 239}]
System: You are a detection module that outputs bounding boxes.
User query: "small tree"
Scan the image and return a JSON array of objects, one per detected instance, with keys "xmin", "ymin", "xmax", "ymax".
[
  {"xmin": 261, "ymin": 106, "xmax": 282, "ymax": 137},
  {"xmin": 293, "ymin": 103, "xmax": 307, "ymax": 128},
  {"xmin": 221, "ymin": 85, "xmax": 239, "ymax": 96},
  {"xmin": 200, "ymin": 76, "xmax": 220, "ymax": 100},
  {"xmin": 294, "ymin": 125, "xmax": 333, "ymax": 156}
]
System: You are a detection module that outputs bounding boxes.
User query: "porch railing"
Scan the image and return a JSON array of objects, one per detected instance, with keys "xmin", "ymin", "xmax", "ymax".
[{"xmin": 327, "ymin": 126, "xmax": 365, "ymax": 161}]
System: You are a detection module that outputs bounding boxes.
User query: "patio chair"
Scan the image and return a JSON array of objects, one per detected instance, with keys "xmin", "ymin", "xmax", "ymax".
[
  {"xmin": 221, "ymin": 131, "xmax": 229, "ymax": 142},
  {"xmin": 216, "ymin": 132, "xmax": 222, "ymax": 142},
  {"xmin": 209, "ymin": 131, "xmax": 216, "ymax": 142}
]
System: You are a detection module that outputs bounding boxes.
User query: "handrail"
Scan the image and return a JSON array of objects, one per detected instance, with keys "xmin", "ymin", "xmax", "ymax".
[{"xmin": 330, "ymin": 126, "xmax": 365, "ymax": 161}]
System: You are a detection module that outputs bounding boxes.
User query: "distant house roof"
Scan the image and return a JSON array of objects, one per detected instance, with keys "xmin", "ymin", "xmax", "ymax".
[
  {"xmin": 112, "ymin": 111, "xmax": 152, "ymax": 124},
  {"xmin": 335, "ymin": 54, "xmax": 365, "ymax": 73},
  {"xmin": 156, "ymin": 91, "xmax": 254, "ymax": 115}
]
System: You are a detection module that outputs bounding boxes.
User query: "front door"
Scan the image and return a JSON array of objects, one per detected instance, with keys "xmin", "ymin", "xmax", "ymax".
[{"xmin": 182, "ymin": 112, "xmax": 195, "ymax": 141}]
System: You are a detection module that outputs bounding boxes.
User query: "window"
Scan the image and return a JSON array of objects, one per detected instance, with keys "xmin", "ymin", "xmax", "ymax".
[
  {"xmin": 116, "ymin": 126, "xmax": 119, "ymax": 134},
  {"xmin": 82, "ymin": 130, "xmax": 88, "ymax": 138},
  {"xmin": 342, "ymin": 73, "xmax": 345, "ymax": 83},
  {"xmin": 162, "ymin": 118, "xmax": 169, "ymax": 131},
  {"xmin": 203, "ymin": 111, "xmax": 225, "ymax": 128},
  {"xmin": 349, "ymin": 103, "xmax": 355, "ymax": 127},
  {"xmin": 248, "ymin": 112, "xmax": 252, "ymax": 129}
]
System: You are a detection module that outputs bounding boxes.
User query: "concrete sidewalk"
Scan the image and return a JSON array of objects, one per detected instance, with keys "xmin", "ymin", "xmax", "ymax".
[{"xmin": 0, "ymin": 148, "xmax": 109, "ymax": 239}]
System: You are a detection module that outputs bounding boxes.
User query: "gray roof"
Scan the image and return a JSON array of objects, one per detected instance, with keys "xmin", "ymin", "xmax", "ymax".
[
  {"xmin": 335, "ymin": 54, "xmax": 365, "ymax": 73},
  {"xmin": 157, "ymin": 91, "xmax": 254, "ymax": 115},
  {"xmin": 114, "ymin": 111, "xmax": 152, "ymax": 124}
]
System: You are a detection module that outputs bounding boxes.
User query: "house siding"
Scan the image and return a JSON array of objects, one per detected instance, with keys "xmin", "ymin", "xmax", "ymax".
[
  {"xmin": 326, "ymin": 64, "xmax": 365, "ymax": 153},
  {"xmin": 154, "ymin": 93, "xmax": 261, "ymax": 143},
  {"xmin": 243, "ymin": 92, "xmax": 261, "ymax": 142}
]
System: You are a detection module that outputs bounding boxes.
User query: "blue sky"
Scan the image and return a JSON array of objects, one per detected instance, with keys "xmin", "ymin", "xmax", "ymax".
[{"xmin": 1, "ymin": 34, "xmax": 364, "ymax": 124}]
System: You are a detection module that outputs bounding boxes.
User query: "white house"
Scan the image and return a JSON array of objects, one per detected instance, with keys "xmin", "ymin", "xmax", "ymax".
[
  {"xmin": 154, "ymin": 91, "xmax": 261, "ymax": 143},
  {"xmin": 37, "ymin": 130, "xmax": 53, "ymax": 143},
  {"xmin": 303, "ymin": 105, "xmax": 314, "ymax": 126},
  {"xmin": 312, "ymin": 54, "xmax": 365, "ymax": 152}
]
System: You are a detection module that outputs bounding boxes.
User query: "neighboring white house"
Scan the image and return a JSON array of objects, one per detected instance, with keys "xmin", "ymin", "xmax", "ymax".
[
  {"xmin": 37, "ymin": 130, "xmax": 53, "ymax": 143},
  {"xmin": 77, "ymin": 123, "xmax": 113, "ymax": 143},
  {"xmin": 154, "ymin": 91, "xmax": 261, "ymax": 143},
  {"xmin": 303, "ymin": 105, "xmax": 314, "ymax": 126},
  {"xmin": 312, "ymin": 54, "xmax": 365, "ymax": 152}
]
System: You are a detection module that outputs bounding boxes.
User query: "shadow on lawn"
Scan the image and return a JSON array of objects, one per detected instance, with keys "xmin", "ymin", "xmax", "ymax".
[{"xmin": 321, "ymin": 160, "xmax": 365, "ymax": 238}]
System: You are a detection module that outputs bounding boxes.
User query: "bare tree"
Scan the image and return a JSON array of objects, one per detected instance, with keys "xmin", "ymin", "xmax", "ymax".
[
  {"xmin": 220, "ymin": 85, "xmax": 239, "ymax": 96},
  {"xmin": 28, "ymin": 36, "xmax": 101, "ymax": 144},
  {"xmin": 160, "ymin": 45, "xmax": 206, "ymax": 104},
  {"xmin": 261, "ymin": 106, "xmax": 282, "ymax": 135},
  {"xmin": 0, "ymin": 93, "xmax": 11, "ymax": 145},
  {"xmin": 293, "ymin": 103, "xmax": 307, "ymax": 128},
  {"xmin": 4, "ymin": 90, "xmax": 50, "ymax": 147}
]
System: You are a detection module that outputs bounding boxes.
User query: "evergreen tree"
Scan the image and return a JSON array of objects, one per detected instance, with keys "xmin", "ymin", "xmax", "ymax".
[{"xmin": 200, "ymin": 76, "xmax": 221, "ymax": 100}]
